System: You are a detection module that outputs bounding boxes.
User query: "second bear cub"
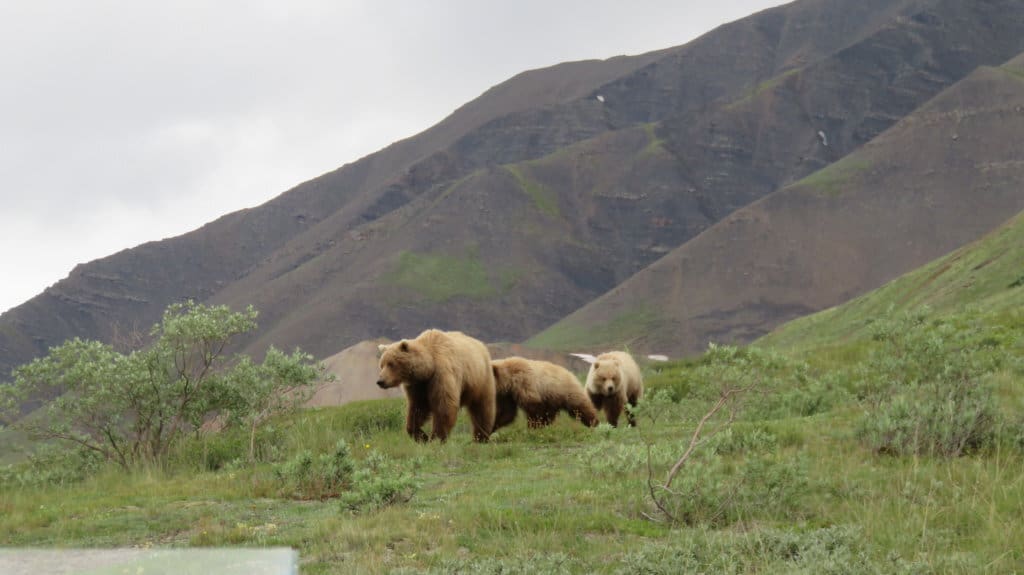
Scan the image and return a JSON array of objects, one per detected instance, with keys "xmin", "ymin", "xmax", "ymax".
[
  {"xmin": 491, "ymin": 357, "xmax": 598, "ymax": 430},
  {"xmin": 584, "ymin": 351, "xmax": 644, "ymax": 427}
]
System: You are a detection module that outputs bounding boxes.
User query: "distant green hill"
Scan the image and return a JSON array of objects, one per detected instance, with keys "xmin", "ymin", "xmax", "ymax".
[{"xmin": 758, "ymin": 208, "xmax": 1024, "ymax": 354}]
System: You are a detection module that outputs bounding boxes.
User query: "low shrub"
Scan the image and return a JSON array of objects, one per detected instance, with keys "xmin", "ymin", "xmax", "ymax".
[
  {"xmin": 649, "ymin": 452, "xmax": 809, "ymax": 527},
  {"xmin": 171, "ymin": 424, "xmax": 286, "ymax": 472},
  {"xmin": 272, "ymin": 439, "xmax": 419, "ymax": 507},
  {"xmin": 0, "ymin": 443, "xmax": 103, "ymax": 488},
  {"xmin": 339, "ymin": 450, "xmax": 419, "ymax": 512},
  {"xmin": 340, "ymin": 400, "xmax": 406, "ymax": 437},
  {"xmin": 615, "ymin": 525, "xmax": 930, "ymax": 574},
  {"xmin": 273, "ymin": 440, "xmax": 356, "ymax": 500},
  {"xmin": 855, "ymin": 310, "xmax": 1004, "ymax": 457},
  {"xmin": 577, "ymin": 440, "xmax": 678, "ymax": 475},
  {"xmin": 707, "ymin": 425, "xmax": 778, "ymax": 455},
  {"xmin": 858, "ymin": 386, "xmax": 997, "ymax": 457}
]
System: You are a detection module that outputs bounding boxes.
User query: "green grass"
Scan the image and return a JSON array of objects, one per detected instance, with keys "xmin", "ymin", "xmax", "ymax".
[
  {"xmin": 383, "ymin": 249, "xmax": 497, "ymax": 303},
  {"xmin": 759, "ymin": 209, "xmax": 1024, "ymax": 355},
  {"xmin": 999, "ymin": 62, "xmax": 1024, "ymax": 82},
  {"xmin": 504, "ymin": 165, "xmax": 561, "ymax": 218},
  {"xmin": 724, "ymin": 68, "xmax": 802, "ymax": 110},
  {"xmin": 636, "ymin": 122, "xmax": 667, "ymax": 159},
  {"xmin": 5, "ymin": 216, "xmax": 1024, "ymax": 572},
  {"xmin": 525, "ymin": 306, "xmax": 661, "ymax": 351},
  {"xmin": 4, "ymin": 349, "xmax": 1023, "ymax": 573},
  {"xmin": 792, "ymin": 155, "xmax": 873, "ymax": 197}
]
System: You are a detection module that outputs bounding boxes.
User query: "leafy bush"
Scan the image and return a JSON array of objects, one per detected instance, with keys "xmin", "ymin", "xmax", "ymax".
[
  {"xmin": 0, "ymin": 301, "xmax": 322, "ymax": 470},
  {"xmin": 339, "ymin": 450, "xmax": 419, "ymax": 512},
  {"xmin": 627, "ymin": 388, "xmax": 677, "ymax": 426},
  {"xmin": 273, "ymin": 440, "xmax": 419, "ymax": 507},
  {"xmin": 858, "ymin": 389, "xmax": 997, "ymax": 457},
  {"xmin": 0, "ymin": 443, "xmax": 103, "ymax": 488},
  {"xmin": 615, "ymin": 526, "xmax": 929, "ymax": 574},
  {"xmin": 170, "ymin": 424, "xmax": 285, "ymax": 472},
  {"xmin": 855, "ymin": 310, "xmax": 1003, "ymax": 457},
  {"xmin": 577, "ymin": 439, "xmax": 679, "ymax": 475},
  {"xmin": 743, "ymin": 374, "xmax": 849, "ymax": 421},
  {"xmin": 274, "ymin": 440, "xmax": 356, "ymax": 500},
  {"xmin": 652, "ymin": 452, "xmax": 809, "ymax": 527},
  {"xmin": 707, "ymin": 425, "xmax": 778, "ymax": 455},
  {"xmin": 683, "ymin": 344, "xmax": 836, "ymax": 421}
]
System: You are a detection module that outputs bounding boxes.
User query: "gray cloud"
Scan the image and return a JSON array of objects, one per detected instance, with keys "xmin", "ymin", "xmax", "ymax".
[{"xmin": 0, "ymin": 0, "xmax": 785, "ymax": 313}]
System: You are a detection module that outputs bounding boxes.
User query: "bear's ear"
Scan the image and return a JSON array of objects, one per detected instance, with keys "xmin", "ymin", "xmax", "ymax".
[
  {"xmin": 377, "ymin": 343, "xmax": 388, "ymax": 354},
  {"xmin": 399, "ymin": 340, "xmax": 409, "ymax": 352},
  {"xmin": 593, "ymin": 362, "xmax": 600, "ymax": 370}
]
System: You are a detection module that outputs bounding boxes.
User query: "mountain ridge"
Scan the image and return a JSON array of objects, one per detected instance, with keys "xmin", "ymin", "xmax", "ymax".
[
  {"xmin": 4, "ymin": 0, "xmax": 1024, "ymax": 379},
  {"xmin": 530, "ymin": 55, "xmax": 1024, "ymax": 355}
]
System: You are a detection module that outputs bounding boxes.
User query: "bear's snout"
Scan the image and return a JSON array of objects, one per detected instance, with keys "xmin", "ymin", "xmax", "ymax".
[{"xmin": 376, "ymin": 379, "xmax": 387, "ymax": 389}]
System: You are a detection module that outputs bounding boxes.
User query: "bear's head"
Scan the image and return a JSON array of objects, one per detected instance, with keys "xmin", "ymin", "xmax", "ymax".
[
  {"xmin": 587, "ymin": 359, "xmax": 622, "ymax": 397},
  {"xmin": 491, "ymin": 359, "xmax": 519, "ymax": 395},
  {"xmin": 377, "ymin": 339, "xmax": 435, "ymax": 389}
]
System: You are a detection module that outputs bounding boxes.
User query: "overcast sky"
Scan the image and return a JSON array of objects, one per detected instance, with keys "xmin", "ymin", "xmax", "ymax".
[{"xmin": 0, "ymin": 0, "xmax": 785, "ymax": 314}]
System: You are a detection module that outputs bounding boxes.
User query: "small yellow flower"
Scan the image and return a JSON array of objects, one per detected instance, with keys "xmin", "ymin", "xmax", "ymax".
[{"xmin": 364, "ymin": 443, "xmax": 370, "ymax": 449}]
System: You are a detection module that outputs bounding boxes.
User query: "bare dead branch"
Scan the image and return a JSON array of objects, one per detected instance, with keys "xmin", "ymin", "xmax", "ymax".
[{"xmin": 664, "ymin": 384, "xmax": 754, "ymax": 489}]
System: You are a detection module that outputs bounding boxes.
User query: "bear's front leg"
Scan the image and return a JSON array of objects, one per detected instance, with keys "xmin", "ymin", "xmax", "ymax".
[
  {"xmin": 405, "ymin": 385, "xmax": 431, "ymax": 443},
  {"xmin": 603, "ymin": 394, "xmax": 625, "ymax": 427},
  {"xmin": 467, "ymin": 394, "xmax": 495, "ymax": 442},
  {"xmin": 430, "ymin": 404, "xmax": 458, "ymax": 442},
  {"xmin": 492, "ymin": 394, "xmax": 519, "ymax": 431},
  {"xmin": 625, "ymin": 395, "xmax": 639, "ymax": 427}
]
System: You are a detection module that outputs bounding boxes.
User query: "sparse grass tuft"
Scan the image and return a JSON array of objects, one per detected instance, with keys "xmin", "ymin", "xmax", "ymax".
[
  {"xmin": 505, "ymin": 165, "xmax": 561, "ymax": 217},
  {"xmin": 384, "ymin": 249, "xmax": 496, "ymax": 303},
  {"xmin": 794, "ymin": 156, "xmax": 872, "ymax": 197}
]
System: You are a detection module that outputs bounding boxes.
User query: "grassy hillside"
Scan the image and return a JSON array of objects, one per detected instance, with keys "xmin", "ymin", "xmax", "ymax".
[
  {"xmin": 759, "ymin": 209, "xmax": 1024, "ymax": 354},
  {"xmin": 4, "ymin": 211, "xmax": 1024, "ymax": 573},
  {"xmin": 4, "ymin": 307, "xmax": 1023, "ymax": 573}
]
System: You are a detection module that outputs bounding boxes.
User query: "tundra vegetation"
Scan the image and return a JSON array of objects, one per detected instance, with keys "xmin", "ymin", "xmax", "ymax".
[{"xmin": 1, "ymin": 299, "xmax": 1023, "ymax": 573}]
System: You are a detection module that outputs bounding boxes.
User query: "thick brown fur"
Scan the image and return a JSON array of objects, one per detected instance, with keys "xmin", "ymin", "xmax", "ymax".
[
  {"xmin": 584, "ymin": 351, "xmax": 644, "ymax": 427},
  {"xmin": 377, "ymin": 329, "xmax": 496, "ymax": 442},
  {"xmin": 491, "ymin": 357, "xmax": 598, "ymax": 430}
]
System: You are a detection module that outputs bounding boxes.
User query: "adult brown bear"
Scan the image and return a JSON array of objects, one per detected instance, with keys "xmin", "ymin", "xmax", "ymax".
[{"xmin": 376, "ymin": 329, "xmax": 495, "ymax": 442}]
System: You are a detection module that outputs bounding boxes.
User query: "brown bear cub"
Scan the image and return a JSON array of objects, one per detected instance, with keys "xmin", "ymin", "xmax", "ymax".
[
  {"xmin": 584, "ymin": 351, "xmax": 644, "ymax": 427},
  {"xmin": 377, "ymin": 329, "xmax": 496, "ymax": 443},
  {"xmin": 491, "ymin": 357, "xmax": 598, "ymax": 430}
]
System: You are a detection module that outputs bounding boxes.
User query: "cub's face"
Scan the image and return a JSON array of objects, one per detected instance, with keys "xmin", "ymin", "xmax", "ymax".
[
  {"xmin": 377, "ymin": 340, "xmax": 431, "ymax": 388},
  {"xmin": 589, "ymin": 361, "xmax": 621, "ymax": 396}
]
